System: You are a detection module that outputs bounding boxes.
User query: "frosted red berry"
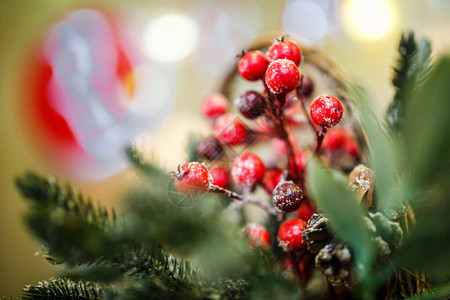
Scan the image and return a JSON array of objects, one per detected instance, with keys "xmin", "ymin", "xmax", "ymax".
[
  {"xmin": 235, "ymin": 90, "xmax": 266, "ymax": 119},
  {"xmin": 310, "ymin": 95, "xmax": 344, "ymax": 128},
  {"xmin": 214, "ymin": 114, "xmax": 248, "ymax": 146},
  {"xmin": 201, "ymin": 93, "xmax": 229, "ymax": 119},
  {"xmin": 267, "ymin": 39, "xmax": 302, "ymax": 66},
  {"xmin": 231, "ymin": 153, "xmax": 265, "ymax": 190},
  {"xmin": 197, "ymin": 136, "xmax": 224, "ymax": 160},
  {"xmin": 273, "ymin": 181, "xmax": 303, "ymax": 213},
  {"xmin": 209, "ymin": 165, "xmax": 229, "ymax": 189},
  {"xmin": 261, "ymin": 169, "xmax": 283, "ymax": 194},
  {"xmin": 173, "ymin": 162, "xmax": 212, "ymax": 195},
  {"xmin": 278, "ymin": 218, "xmax": 307, "ymax": 252},
  {"xmin": 238, "ymin": 51, "xmax": 269, "ymax": 81},
  {"xmin": 245, "ymin": 223, "xmax": 271, "ymax": 249},
  {"xmin": 265, "ymin": 59, "xmax": 300, "ymax": 94}
]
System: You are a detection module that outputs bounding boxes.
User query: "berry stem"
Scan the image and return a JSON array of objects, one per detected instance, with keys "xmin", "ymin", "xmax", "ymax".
[
  {"xmin": 296, "ymin": 80, "xmax": 316, "ymax": 135},
  {"xmin": 261, "ymin": 79, "xmax": 299, "ymax": 181},
  {"xmin": 290, "ymin": 251, "xmax": 308, "ymax": 299},
  {"xmin": 314, "ymin": 127, "xmax": 328, "ymax": 154},
  {"xmin": 208, "ymin": 184, "xmax": 278, "ymax": 215}
]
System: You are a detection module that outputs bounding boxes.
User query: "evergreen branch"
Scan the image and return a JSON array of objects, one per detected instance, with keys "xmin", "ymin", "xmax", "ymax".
[
  {"xmin": 22, "ymin": 278, "xmax": 102, "ymax": 300},
  {"xmin": 126, "ymin": 147, "xmax": 167, "ymax": 178},
  {"xmin": 387, "ymin": 31, "xmax": 431, "ymax": 131},
  {"xmin": 15, "ymin": 172, "xmax": 115, "ymax": 229}
]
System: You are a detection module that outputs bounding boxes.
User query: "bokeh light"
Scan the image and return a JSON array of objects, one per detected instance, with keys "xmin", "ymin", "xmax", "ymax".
[
  {"xmin": 342, "ymin": 0, "xmax": 396, "ymax": 40},
  {"xmin": 143, "ymin": 14, "xmax": 199, "ymax": 63}
]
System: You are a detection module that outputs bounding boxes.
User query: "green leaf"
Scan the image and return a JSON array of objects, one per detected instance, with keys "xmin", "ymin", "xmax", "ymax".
[
  {"xmin": 306, "ymin": 158, "xmax": 374, "ymax": 273},
  {"xmin": 352, "ymin": 87, "xmax": 403, "ymax": 211},
  {"xmin": 387, "ymin": 31, "xmax": 431, "ymax": 131},
  {"xmin": 402, "ymin": 56, "xmax": 450, "ymax": 192}
]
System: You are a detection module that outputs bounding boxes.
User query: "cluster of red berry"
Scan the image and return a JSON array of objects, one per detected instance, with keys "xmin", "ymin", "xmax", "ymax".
[{"xmin": 172, "ymin": 36, "xmax": 359, "ymax": 285}]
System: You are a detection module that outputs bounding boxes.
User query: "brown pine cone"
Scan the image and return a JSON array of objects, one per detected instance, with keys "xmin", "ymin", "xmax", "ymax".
[
  {"xmin": 302, "ymin": 214, "xmax": 331, "ymax": 253},
  {"xmin": 315, "ymin": 239, "xmax": 355, "ymax": 286}
]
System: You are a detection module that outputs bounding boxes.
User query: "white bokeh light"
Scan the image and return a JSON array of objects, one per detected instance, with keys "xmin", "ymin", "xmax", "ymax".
[
  {"xmin": 143, "ymin": 14, "xmax": 199, "ymax": 63},
  {"xmin": 283, "ymin": 0, "xmax": 328, "ymax": 43},
  {"xmin": 342, "ymin": 0, "xmax": 396, "ymax": 40}
]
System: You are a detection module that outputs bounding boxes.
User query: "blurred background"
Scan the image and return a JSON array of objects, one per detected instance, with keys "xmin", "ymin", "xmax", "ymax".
[{"xmin": 0, "ymin": 0, "xmax": 449, "ymax": 297}]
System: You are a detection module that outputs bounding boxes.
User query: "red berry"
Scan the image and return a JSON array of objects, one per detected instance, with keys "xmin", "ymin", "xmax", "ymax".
[
  {"xmin": 296, "ymin": 201, "xmax": 316, "ymax": 221},
  {"xmin": 235, "ymin": 90, "xmax": 266, "ymax": 119},
  {"xmin": 197, "ymin": 136, "xmax": 224, "ymax": 160},
  {"xmin": 231, "ymin": 153, "xmax": 266, "ymax": 190},
  {"xmin": 267, "ymin": 39, "xmax": 302, "ymax": 66},
  {"xmin": 261, "ymin": 169, "xmax": 283, "ymax": 194},
  {"xmin": 298, "ymin": 255, "xmax": 314, "ymax": 283},
  {"xmin": 209, "ymin": 165, "xmax": 229, "ymax": 189},
  {"xmin": 265, "ymin": 59, "xmax": 300, "ymax": 94},
  {"xmin": 345, "ymin": 139, "xmax": 359, "ymax": 158},
  {"xmin": 273, "ymin": 181, "xmax": 303, "ymax": 213},
  {"xmin": 201, "ymin": 93, "xmax": 229, "ymax": 119},
  {"xmin": 173, "ymin": 162, "xmax": 212, "ymax": 195},
  {"xmin": 238, "ymin": 51, "xmax": 269, "ymax": 81},
  {"xmin": 245, "ymin": 223, "xmax": 271, "ymax": 249},
  {"xmin": 321, "ymin": 127, "xmax": 348, "ymax": 151},
  {"xmin": 278, "ymin": 218, "xmax": 307, "ymax": 252},
  {"xmin": 310, "ymin": 95, "xmax": 344, "ymax": 128},
  {"xmin": 214, "ymin": 114, "xmax": 248, "ymax": 146},
  {"xmin": 295, "ymin": 151, "xmax": 308, "ymax": 172},
  {"xmin": 300, "ymin": 76, "xmax": 314, "ymax": 97}
]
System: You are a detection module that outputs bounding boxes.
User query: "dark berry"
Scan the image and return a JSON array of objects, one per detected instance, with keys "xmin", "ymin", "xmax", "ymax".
[
  {"xmin": 214, "ymin": 114, "xmax": 248, "ymax": 146},
  {"xmin": 235, "ymin": 90, "xmax": 266, "ymax": 119},
  {"xmin": 245, "ymin": 223, "xmax": 271, "ymax": 249},
  {"xmin": 278, "ymin": 218, "xmax": 307, "ymax": 252},
  {"xmin": 261, "ymin": 169, "xmax": 283, "ymax": 194},
  {"xmin": 208, "ymin": 165, "xmax": 229, "ymax": 189},
  {"xmin": 273, "ymin": 180, "xmax": 303, "ymax": 213},
  {"xmin": 238, "ymin": 51, "xmax": 269, "ymax": 81},
  {"xmin": 265, "ymin": 59, "xmax": 300, "ymax": 94},
  {"xmin": 300, "ymin": 76, "xmax": 314, "ymax": 97},
  {"xmin": 231, "ymin": 153, "xmax": 265, "ymax": 190},
  {"xmin": 197, "ymin": 136, "xmax": 224, "ymax": 160},
  {"xmin": 173, "ymin": 162, "xmax": 212, "ymax": 195},
  {"xmin": 267, "ymin": 39, "xmax": 302, "ymax": 66},
  {"xmin": 201, "ymin": 93, "xmax": 229, "ymax": 119},
  {"xmin": 310, "ymin": 95, "xmax": 344, "ymax": 128},
  {"xmin": 296, "ymin": 201, "xmax": 316, "ymax": 221}
]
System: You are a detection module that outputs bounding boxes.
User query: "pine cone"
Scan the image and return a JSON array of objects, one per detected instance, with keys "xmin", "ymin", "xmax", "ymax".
[
  {"xmin": 315, "ymin": 239, "xmax": 355, "ymax": 286},
  {"xmin": 302, "ymin": 214, "xmax": 331, "ymax": 253}
]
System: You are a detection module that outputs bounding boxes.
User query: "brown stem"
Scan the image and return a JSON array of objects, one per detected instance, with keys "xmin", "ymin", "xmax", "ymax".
[
  {"xmin": 296, "ymin": 83, "xmax": 316, "ymax": 134},
  {"xmin": 208, "ymin": 185, "xmax": 278, "ymax": 216},
  {"xmin": 290, "ymin": 251, "xmax": 307, "ymax": 299},
  {"xmin": 314, "ymin": 127, "xmax": 328, "ymax": 154},
  {"xmin": 261, "ymin": 79, "xmax": 299, "ymax": 181}
]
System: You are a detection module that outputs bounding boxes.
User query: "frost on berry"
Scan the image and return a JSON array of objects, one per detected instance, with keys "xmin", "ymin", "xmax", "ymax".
[
  {"xmin": 244, "ymin": 223, "xmax": 271, "ymax": 249},
  {"xmin": 214, "ymin": 114, "xmax": 248, "ymax": 146},
  {"xmin": 173, "ymin": 162, "xmax": 212, "ymax": 195},
  {"xmin": 278, "ymin": 218, "xmax": 307, "ymax": 252},
  {"xmin": 201, "ymin": 93, "xmax": 229, "ymax": 119},
  {"xmin": 266, "ymin": 39, "xmax": 302, "ymax": 66},
  {"xmin": 272, "ymin": 180, "xmax": 303, "ymax": 213},
  {"xmin": 265, "ymin": 59, "xmax": 300, "ymax": 94},
  {"xmin": 310, "ymin": 94, "xmax": 344, "ymax": 128},
  {"xmin": 231, "ymin": 153, "xmax": 265, "ymax": 190}
]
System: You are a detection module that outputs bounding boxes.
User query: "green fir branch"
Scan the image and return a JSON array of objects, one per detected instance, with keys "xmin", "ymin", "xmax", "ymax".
[
  {"xmin": 15, "ymin": 172, "xmax": 115, "ymax": 229},
  {"xmin": 22, "ymin": 278, "xmax": 102, "ymax": 300},
  {"xmin": 387, "ymin": 31, "xmax": 431, "ymax": 131}
]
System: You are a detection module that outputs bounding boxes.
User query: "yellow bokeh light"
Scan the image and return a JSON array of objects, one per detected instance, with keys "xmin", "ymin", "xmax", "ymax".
[{"xmin": 342, "ymin": 0, "xmax": 396, "ymax": 40}]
